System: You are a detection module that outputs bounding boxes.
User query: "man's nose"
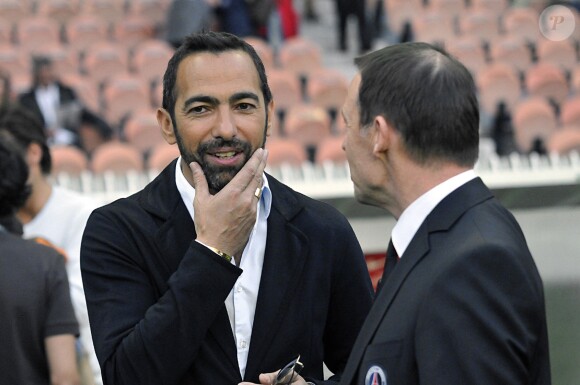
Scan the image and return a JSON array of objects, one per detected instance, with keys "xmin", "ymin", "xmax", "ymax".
[{"xmin": 213, "ymin": 106, "xmax": 237, "ymax": 139}]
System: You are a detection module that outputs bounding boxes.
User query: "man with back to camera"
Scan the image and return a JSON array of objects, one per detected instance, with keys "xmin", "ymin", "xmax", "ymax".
[
  {"xmin": 337, "ymin": 42, "xmax": 551, "ymax": 385},
  {"xmin": 80, "ymin": 31, "xmax": 374, "ymax": 385}
]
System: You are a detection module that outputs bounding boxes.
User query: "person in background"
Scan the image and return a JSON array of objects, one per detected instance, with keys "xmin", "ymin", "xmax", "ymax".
[
  {"xmin": 18, "ymin": 56, "xmax": 82, "ymax": 146},
  {"xmin": 0, "ymin": 131, "xmax": 80, "ymax": 385},
  {"xmin": 0, "ymin": 104, "xmax": 103, "ymax": 385},
  {"xmin": 338, "ymin": 42, "xmax": 551, "ymax": 385},
  {"xmin": 81, "ymin": 31, "xmax": 373, "ymax": 385},
  {"xmin": 333, "ymin": 0, "xmax": 372, "ymax": 53}
]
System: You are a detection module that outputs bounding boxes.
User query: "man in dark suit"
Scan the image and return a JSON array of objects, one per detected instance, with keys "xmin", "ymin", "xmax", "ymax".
[
  {"xmin": 80, "ymin": 31, "xmax": 374, "ymax": 385},
  {"xmin": 338, "ymin": 42, "xmax": 551, "ymax": 385},
  {"xmin": 18, "ymin": 56, "xmax": 81, "ymax": 145}
]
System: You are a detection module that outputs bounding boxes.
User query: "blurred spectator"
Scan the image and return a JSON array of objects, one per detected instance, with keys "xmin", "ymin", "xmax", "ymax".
[
  {"xmin": 18, "ymin": 56, "xmax": 82, "ymax": 146},
  {"xmin": 0, "ymin": 104, "xmax": 103, "ymax": 385},
  {"xmin": 334, "ymin": 0, "xmax": 372, "ymax": 53},
  {"xmin": 215, "ymin": 0, "xmax": 254, "ymax": 36},
  {"xmin": 0, "ymin": 131, "xmax": 80, "ymax": 385},
  {"xmin": 78, "ymin": 108, "xmax": 114, "ymax": 156},
  {"xmin": 304, "ymin": 0, "xmax": 319, "ymax": 21}
]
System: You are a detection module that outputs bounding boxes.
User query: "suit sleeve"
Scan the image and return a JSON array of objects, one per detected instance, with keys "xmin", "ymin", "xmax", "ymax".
[
  {"xmin": 81, "ymin": 209, "xmax": 242, "ymax": 385},
  {"xmin": 414, "ymin": 242, "xmax": 548, "ymax": 385},
  {"xmin": 318, "ymin": 215, "xmax": 374, "ymax": 384}
]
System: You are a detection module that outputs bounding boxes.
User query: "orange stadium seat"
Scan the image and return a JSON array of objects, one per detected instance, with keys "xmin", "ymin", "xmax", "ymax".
[
  {"xmin": 512, "ymin": 97, "xmax": 558, "ymax": 153},
  {"xmin": 546, "ymin": 126, "xmax": 580, "ymax": 155},
  {"xmin": 244, "ymin": 36, "xmax": 275, "ymax": 69},
  {"xmin": 81, "ymin": 0, "xmax": 126, "ymax": 24},
  {"xmin": 0, "ymin": 43, "xmax": 30, "ymax": 77},
  {"xmin": 267, "ymin": 68, "xmax": 303, "ymax": 119},
  {"xmin": 64, "ymin": 14, "xmax": 110, "ymax": 53},
  {"xmin": 426, "ymin": 0, "xmax": 466, "ymax": 20},
  {"xmin": 152, "ymin": 80, "xmax": 163, "ymax": 108},
  {"xmin": 123, "ymin": 108, "xmax": 165, "ymax": 154},
  {"xmin": 315, "ymin": 135, "xmax": 346, "ymax": 165},
  {"xmin": 470, "ymin": 0, "xmax": 509, "ymax": 15},
  {"xmin": 284, "ymin": 104, "xmax": 332, "ymax": 148},
  {"xmin": 445, "ymin": 36, "xmax": 487, "ymax": 75},
  {"xmin": 265, "ymin": 137, "xmax": 309, "ymax": 167},
  {"xmin": 147, "ymin": 142, "xmax": 179, "ymax": 172},
  {"xmin": 306, "ymin": 68, "xmax": 349, "ymax": 115},
  {"xmin": 278, "ymin": 37, "xmax": 323, "ymax": 78},
  {"xmin": 501, "ymin": 7, "xmax": 541, "ymax": 44},
  {"xmin": 125, "ymin": 0, "xmax": 171, "ymax": 27},
  {"xmin": 91, "ymin": 141, "xmax": 144, "ymax": 174},
  {"xmin": 111, "ymin": 14, "xmax": 156, "ymax": 49},
  {"xmin": 0, "ymin": 0, "xmax": 32, "ymax": 25},
  {"xmin": 560, "ymin": 97, "xmax": 580, "ymax": 127},
  {"xmin": 383, "ymin": 0, "xmax": 424, "ymax": 39},
  {"xmin": 476, "ymin": 62, "xmax": 522, "ymax": 115},
  {"xmin": 0, "ymin": 21, "xmax": 12, "ymax": 45},
  {"xmin": 457, "ymin": 10, "xmax": 500, "ymax": 44},
  {"xmin": 412, "ymin": 11, "xmax": 456, "ymax": 45},
  {"xmin": 535, "ymin": 39, "xmax": 578, "ymax": 73},
  {"xmin": 572, "ymin": 65, "xmax": 580, "ymax": 94},
  {"xmin": 30, "ymin": 43, "xmax": 80, "ymax": 78},
  {"xmin": 36, "ymin": 0, "xmax": 82, "ymax": 25},
  {"xmin": 102, "ymin": 73, "xmax": 151, "ymax": 126},
  {"xmin": 525, "ymin": 62, "xmax": 569, "ymax": 106},
  {"xmin": 82, "ymin": 41, "xmax": 130, "ymax": 85},
  {"xmin": 15, "ymin": 16, "xmax": 62, "ymax": 50},
  {"xmin": 50, "ymin": 145, "xmax": 89, "ymax": 176},
  {"xmin": 131, "ymin": 39, "xmax": 174, "ymax": 85},
  {"xmin": 60, "ymin": 73, "xmax": 101, "ymax": 113},
  {"xmin": 488, "ymin": 36, "xmax": 533, "ymax": 73}
]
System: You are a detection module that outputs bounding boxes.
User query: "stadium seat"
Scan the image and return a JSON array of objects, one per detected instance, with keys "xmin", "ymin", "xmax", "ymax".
[
  {"xmin": 125, "ymin": 0, "xmax": 170, "ymax": 27},
  {"xmin": 546, "ymin": 126, "xmax": 580, "ymax": 155},
  {"xmin": 265, "ymin": 137, "xmax": 309, "ymax": 167},
  {"xmin": 535, "ymin": 39, "xmax": 578, "ymax": 73},
  {"xmin": 0, "ymin": 0, "xmax": 32, "ymax": 25},
  {"xmin": 82, "ymin": 41, "xmax": 130, "ymax": 85},
  {"xmin": 91, "ymin": 141, "xmax": 144, "ymax": 173},
  {"xmin": 412, "ymin": 11, "xmax": 456, "ymax": 45},
  {"xmin": 284, "ymin": 103, "xmax": 332, "ymax": 148},
  {"xmin": 0, "ymin": 20, "xmax": 12, "ymax": 45},
  {"xmin": 560, "ymin": 97, "xmax": 580, "ymax": 127},
  {"xmin": 457, "ymin": 10, "xmax": 500, "ymax": 44},
  {"xmin": 123, "ymin": 108, "xmax": 165, "ymax": 154},
  {"xmin": 50, "ymin": 144, "xmax": 89, "ymax": 176},
  {"xmin": 525, "ymin": 62, "xmax": 569, "ymax": 106},
  {"xmin": 572, "ymin": 65, "xmax": 580, "ymax": 94},
  {"xmin": 111, "ymin": 14, "xmax": 156, "ymax": 49},
  {"xmin": 445, "ymin": 36, "xmax": 487, "ymax": 75},
  {"xmin": 244, "ymin": 36, "xmax": 275, "ymax": 69},
  {"xmin": 488, "ymin": 35, "xmax": 533, "ymax": 73},
  {"xmin": 64, "ymin": 14, "xmax": 110, "ymax": 53},
  {"xmin": 147, "ymin": 142, "xmax": 179, "ymax": 172},
  {"xmin": 30, "ymin": 43, "xmax": 80, "ymax": 79},
  {"xmin": 278, "ymin": 37, "xmax": 323, "ymax": 78},
  {"xmin": 266, "ymin": 68, "xmax": 303, "ymax": 123},
  {"xmin": 81, "ymin": 0, "xmax": 126, "ymax": 24},
  {"xmin": 383, "ymin": 0, "xmax": 424, "ymax": 39},
  {"xmin": 426, "ymin": 0, "xmax": 466, "ymax": 20},
  {"xmin": 501, "ymin": 7, "xmax": 541, "ymax": 44},
  {"xmin": 0, "ymin": 43, "xmax": 30, "ymax": 77},
  {"xmin": 36, "ymin": 0, "xmax": 82, "ymax": 25},
  {"xmin": 15, "ymin": 16, "xmax": 62, "ymax": 50},
  {"xmin": 131, "ymin": 39, "xmax": 174, "ymax": 84},
  {"xmin": 476, "ymin": 62, "xmax": 522, "ymax": 115},
  {"xmin": 512, "ymin": 97, "xmax": 558, "ymax": 153},
  {"xmin": 60, "ymin": 73, "xmax": 101, "ymax": 114},
  {"xmin": 306, "ymin": 67, "xmax": 349, "ymax": 116},
  {"xmin": 470, "ymin": 0, "xmax": 509, "ymax": 15},
  {"xmin": 315, "ymin": 135, "xmax": 346, "ymax": 164},
  {"xmin": 102, "ymin": 73, "xmax": 151, "ymax": 126}
]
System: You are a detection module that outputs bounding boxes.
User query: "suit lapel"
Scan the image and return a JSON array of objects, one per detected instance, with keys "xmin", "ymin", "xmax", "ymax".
[
  {"xmin": 341, "ymin": 178, "xmax": 494, "ymax": 384},
  {"xmin": 141, "ymin": 160, "xmax": 240, "ymax": 373},
  {"xmin": 244, "ymin": 177, "xmax": 307, "ymax": 379}
]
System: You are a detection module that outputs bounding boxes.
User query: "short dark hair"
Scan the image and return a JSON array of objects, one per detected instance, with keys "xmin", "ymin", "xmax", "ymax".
[
  {"xmin": 161, "ymin": 31, "xmax": 272, "ymax": 124},
  {"xmin": 0, "ymin": 131, "xmax": 31, "ymax": 217},
  {"xmin": 0, "ymin": 103, "xmax": 51, "ymax": 174},
  {"xmin": 354, "ymin": 42, "xmax": 480, "ymax": 167}
]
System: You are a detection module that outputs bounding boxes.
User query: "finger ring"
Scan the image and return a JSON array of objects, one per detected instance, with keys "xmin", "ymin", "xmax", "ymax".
[{"xmin": 254, "ymin": 187, "xmax": 262, "ymax": 199}]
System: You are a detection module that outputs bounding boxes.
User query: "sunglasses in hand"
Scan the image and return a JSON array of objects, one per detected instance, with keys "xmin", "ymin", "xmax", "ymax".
[{"xmin": 272, "ymin": 355, "xmax": 304, "ymax": 385}]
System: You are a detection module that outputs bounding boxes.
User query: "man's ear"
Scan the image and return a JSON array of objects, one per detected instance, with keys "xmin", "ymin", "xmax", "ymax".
[
  {"xmin": 266, "ymin": 99, "xmax": 274, "ymax": 137},
  {"xmin": 372, "ymin": 115, "xmax": 391, "ymax": 155},
  {"xmin": 157, "ymin": 108, "xmax": 176, "ymax": 145}
]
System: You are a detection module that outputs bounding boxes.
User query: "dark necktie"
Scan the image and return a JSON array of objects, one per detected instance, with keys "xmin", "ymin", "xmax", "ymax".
[{"xmin": 375, "ymin": 239, "xmax": 399, "ymax": 295}]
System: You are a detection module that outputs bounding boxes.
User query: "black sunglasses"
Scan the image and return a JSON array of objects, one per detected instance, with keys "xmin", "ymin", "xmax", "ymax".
[{"xmin": 273, "ymin": 355, "xmax": 304, "ymax": 385}]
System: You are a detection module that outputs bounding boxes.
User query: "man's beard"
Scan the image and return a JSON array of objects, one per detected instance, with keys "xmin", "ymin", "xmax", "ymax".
[{"xmin": 175, "ymin": 132, "xmax": 252, "ymax": 194}]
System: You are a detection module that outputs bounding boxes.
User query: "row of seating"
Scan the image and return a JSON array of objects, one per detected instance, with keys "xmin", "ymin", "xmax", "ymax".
[{"xmin": 0, "ymin": 0, "xmax": 170, "ymax": 26}]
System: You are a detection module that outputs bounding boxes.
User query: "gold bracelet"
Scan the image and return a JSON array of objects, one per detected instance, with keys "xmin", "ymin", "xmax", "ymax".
[{"xmin": 206, "ymin": 246, "xmax": 233, "ymax": 263}]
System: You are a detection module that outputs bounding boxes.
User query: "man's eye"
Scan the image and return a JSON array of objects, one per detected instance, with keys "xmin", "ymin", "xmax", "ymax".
[
  {"xmin": 237, "ymin": 103, "xmax": 255, "ymax": 111},
  {"xmin": 189, "ymin": 106, "xmax": 207, "ymax": 114}
]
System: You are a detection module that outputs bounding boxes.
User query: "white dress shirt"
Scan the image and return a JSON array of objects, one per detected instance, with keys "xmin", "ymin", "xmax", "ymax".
[
  {"xmin": 175, "ymin": 157, "xmax": 272, "ymax": 378},
  {"xmin": 35, "ymin": 83, "xmax": 60, "ymax": 129},
  {"xmin": 392, "ymin": 170, "xmax": 477, "ymax": 258}
]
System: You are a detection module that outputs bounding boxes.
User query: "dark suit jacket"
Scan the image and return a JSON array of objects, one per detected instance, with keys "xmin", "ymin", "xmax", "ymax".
[
  {"xmin": 81, "ymin": 160, "xmax": 374, "ymax": 385},
  {"xmin": 18, "ymin": 82, "xmax": 78, "ymax": 129},
  {"xmin": 340, "ymin": 178, "xmax": 551, "ymax": 385}
]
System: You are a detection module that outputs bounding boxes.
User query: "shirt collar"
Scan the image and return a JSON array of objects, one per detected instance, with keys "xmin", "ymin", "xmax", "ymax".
[
  {"xmin": 392, "ymin": 169, "xmax": 477, "ymax": 258},
  {"xmin": 175, "ymin": 157, "xmax": 272, "ymax": 220}
]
